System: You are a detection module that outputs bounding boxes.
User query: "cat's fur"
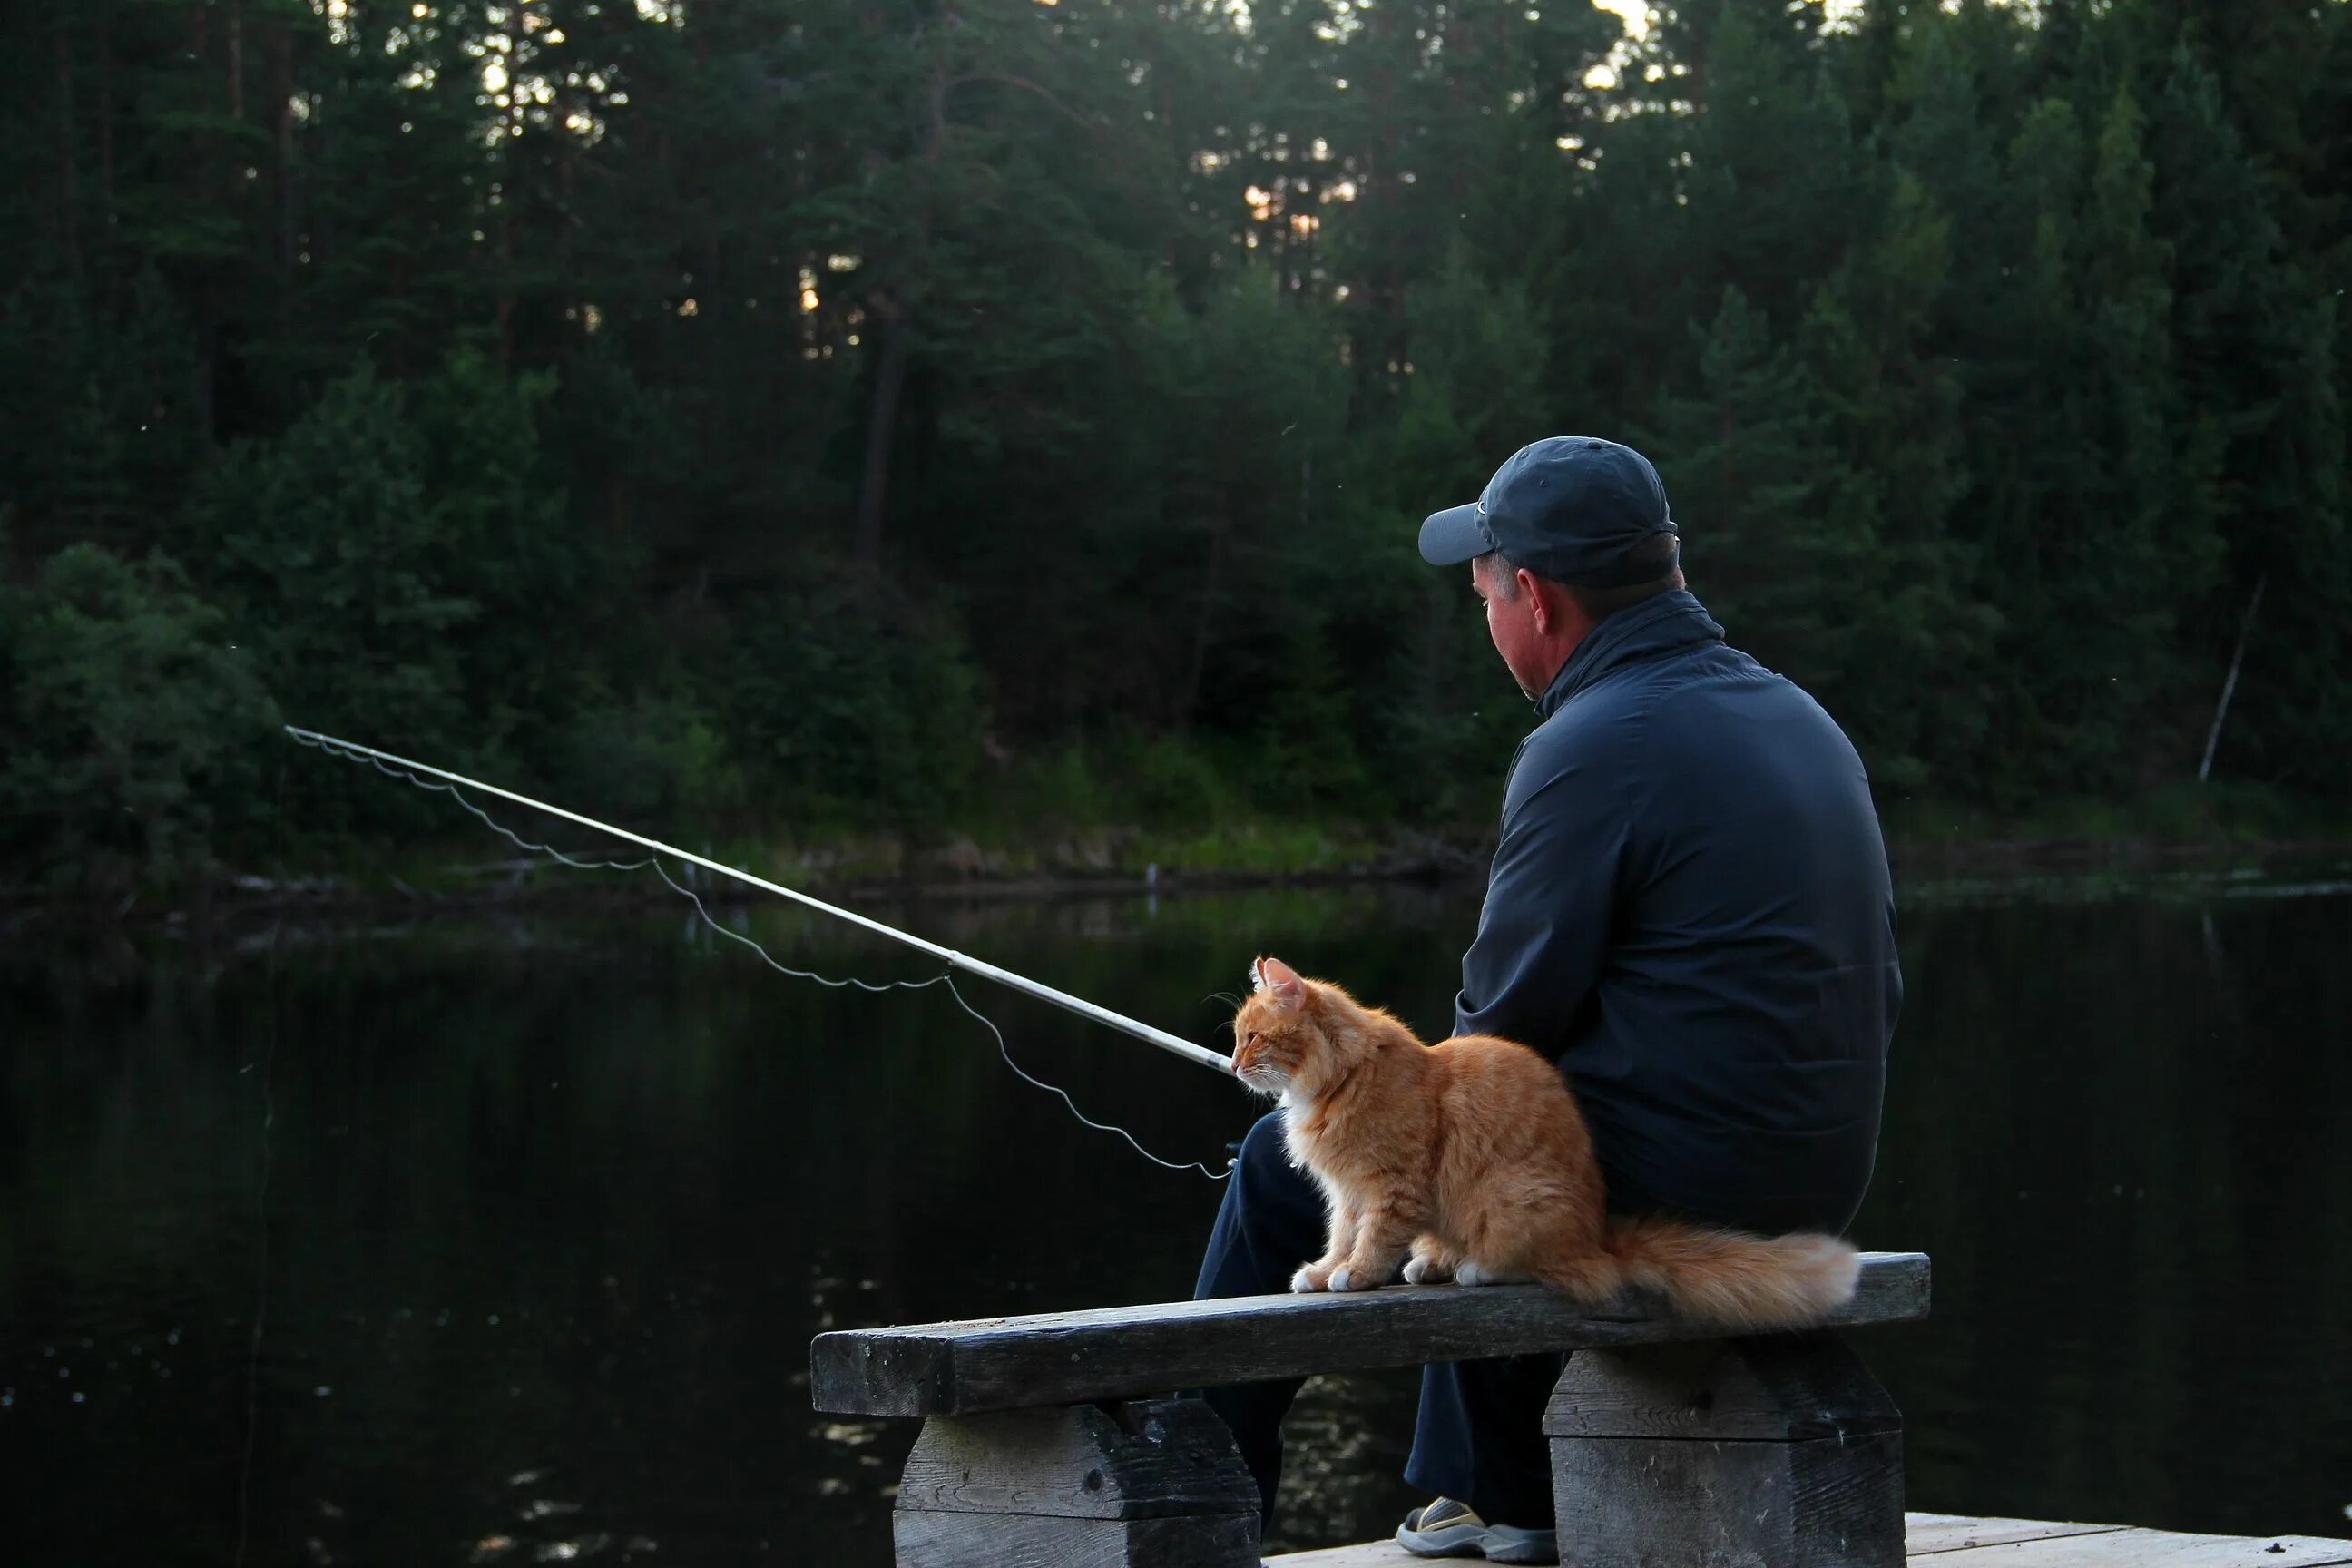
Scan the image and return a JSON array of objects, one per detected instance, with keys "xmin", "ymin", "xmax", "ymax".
[{"xmin": 1230, "ymin": 956, "xmax": 1859, "ymax": 1329}]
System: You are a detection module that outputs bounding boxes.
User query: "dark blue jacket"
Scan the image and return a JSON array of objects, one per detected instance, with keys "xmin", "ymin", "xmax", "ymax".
[{"xmin": 1455, "ymin": 590, "xmax": 1899, "ymax": 1235}]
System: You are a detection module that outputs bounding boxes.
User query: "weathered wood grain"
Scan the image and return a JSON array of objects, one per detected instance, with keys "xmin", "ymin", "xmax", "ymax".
[
  {"xmin": 811, "ymin": 1250, "xmax": 1928, "ymax": 1416},
  {"xmin": 1543, "ymin": 1329, "xmax": 1902, "ymax": 1441},
  {"xmin": 892, "ymin": 1508, "xmax": 1259, "ymax": 1567},
  {"xmin": 1261, "ymin": 1521, "xmax": 2352, "ymax": 1566},
  {"xmin": 1551, "ymin": 1430, "xmax": 1905, "ymax": 1567},
  {"xmin": 890, "ymin": 1398, "xmax": 1262, "ymax": 1566},
  {"xmin": 1905, "ymin": 1514, "xmax": 2128, "ymax": 1553},
  {"xmin": 1926, "ymin": 1530, "xmax": 2352, "ymax": 1566},
  {"xmin": 1547, "ymin": 1335, "xmax": 1906, "ymax": 1568},
  {"xmin": 894, "ymin": 1399, "xmax": 1259, "ymax": 1521},
  {"xmin": 1259, "ymin": 1544, "xmax": 1428, "ymax": 1567}
]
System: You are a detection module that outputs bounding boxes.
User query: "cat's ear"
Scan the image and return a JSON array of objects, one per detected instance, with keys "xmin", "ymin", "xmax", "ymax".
[{"xmin": 1257, "ymin": 956, "xmax": 1307, "ymax": 1012}]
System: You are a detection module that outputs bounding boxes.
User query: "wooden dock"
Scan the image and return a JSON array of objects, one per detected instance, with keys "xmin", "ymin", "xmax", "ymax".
[{"xmin": 1267, "ymin": 1513, "xmax": 2352, "ymax": 1566}]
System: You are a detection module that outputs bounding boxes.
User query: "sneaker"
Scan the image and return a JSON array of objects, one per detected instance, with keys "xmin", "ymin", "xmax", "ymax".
[{"xmin": 1396, "ymin": 1496, "xmax": 1560, "ymax": 1563}]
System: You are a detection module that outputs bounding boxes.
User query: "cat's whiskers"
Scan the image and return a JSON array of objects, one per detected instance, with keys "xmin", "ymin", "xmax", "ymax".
[{"xmin": 1237, "ymin": 1063, "xmax": 1290, "ymax": 1098}]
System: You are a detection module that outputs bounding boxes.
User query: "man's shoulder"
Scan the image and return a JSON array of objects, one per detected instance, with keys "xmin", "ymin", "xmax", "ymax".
[
  {"xmin": 1516, "ymin": 642, "xmax": 1771, "ymax": 762},
  {"xmin": 1513, "ymin": 685, "xmax": 1636, "ymax": 770},
  {"xmin": 1507, "ymin": 643, "xmax": 1856, "ymax": 810},
  {"xmin": 1501, "ymin": 677, "xmax": 1659, "ymax": 819}
]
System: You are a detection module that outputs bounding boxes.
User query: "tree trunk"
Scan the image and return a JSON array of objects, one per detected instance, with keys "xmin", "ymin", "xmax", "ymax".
[
  {"xmin": 229, "ymin": 4, "xmax": 245, "ymax": 122},
  {"xmin": 314, "ymin": 91, "xmax": 332, "ymax": 268},
  {"xmin": 54, "ymin": 23, "xmax": 81, "ymax": 282},
  {"xmin": 558, "ymin": 140, "xmax": 580, "ymax": 350},
  {"xmin": 2198, "ymin": 573, "xmax": 2267, "ymax": 782},
  {"xmin": 853, "ymin": 309, "xmax": 914, "ymax": 572},
  {"xmin": 497, "ymin": 204, "xmax": 517, "ymax": 371},
  {"xmin": 1178, "ymin": 491, "xmax": 1231, "ymax": 729},
  {"xmin": 272, "ymin": 24, "xmax": 295, "ymax": 306},
  {"xmin": 189, "ymin": 0, "xmax": 217, "ymax": 435},
  {"xmin": 97, "ymin": 28, "xmax": 116, "ymax": 245}
]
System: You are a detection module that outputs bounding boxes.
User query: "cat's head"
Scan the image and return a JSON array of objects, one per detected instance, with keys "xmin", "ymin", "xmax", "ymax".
[{"xmin": 1231, "ymin": 956, "xmax": 1348, "ymax": 1099}]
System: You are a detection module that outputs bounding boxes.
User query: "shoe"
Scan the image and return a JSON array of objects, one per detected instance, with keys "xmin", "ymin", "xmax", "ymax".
[{"xmin": 1396, "ymin": 1496, "xmax": 1559, "ymax": 1563}]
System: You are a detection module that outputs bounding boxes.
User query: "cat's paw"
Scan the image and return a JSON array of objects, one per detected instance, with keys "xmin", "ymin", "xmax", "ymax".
[
  {"xmin": 1455, "ymin": 1260, "xmax": 1511, "ymax": 1288},
  {"xmin": 1327, "ymin": 1266, "xmax": 1381, "ymax": 1292},
  {"xmin": 1289, "ymin": 1266, "xmax": 1328, "ymax": 1293},
  {"xmin": 1404, "ymin": 1239, "xmax": 1457, "ymax": 1285}
]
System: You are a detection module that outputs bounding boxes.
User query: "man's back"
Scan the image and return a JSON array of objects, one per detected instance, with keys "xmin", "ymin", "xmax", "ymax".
[{"xmin": 1456, "ymin": 589, "xmax": 1900, "ymax": 1236}]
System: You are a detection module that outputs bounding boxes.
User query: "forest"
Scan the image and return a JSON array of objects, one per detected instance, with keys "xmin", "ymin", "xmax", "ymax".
[{"xmin": 4, "ymin": 0, "xmax": 2347, "ymax": 897}]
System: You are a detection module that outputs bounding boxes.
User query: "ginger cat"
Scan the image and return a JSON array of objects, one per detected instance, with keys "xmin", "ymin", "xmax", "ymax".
[{"xmin": 1230, "ymin": 956, "xmax": 1859, "ymax": 1329}]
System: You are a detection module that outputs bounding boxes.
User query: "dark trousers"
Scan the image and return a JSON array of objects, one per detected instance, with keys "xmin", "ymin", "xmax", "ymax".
[{"xmin": 1191, "ymin": 1112, "xmax": 1563, "ymax": 1529}]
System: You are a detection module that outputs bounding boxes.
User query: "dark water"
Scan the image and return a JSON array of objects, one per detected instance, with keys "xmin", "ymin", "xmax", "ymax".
[{"xmin": 5, "ymin": 871, "xmax": 2350, "ymax": 1565}]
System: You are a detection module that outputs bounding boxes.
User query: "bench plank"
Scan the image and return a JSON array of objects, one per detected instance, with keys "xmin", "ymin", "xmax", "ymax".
[{"xmin": 811, "ymin": 1251, "xmax": 1928, "ymax": 1417}]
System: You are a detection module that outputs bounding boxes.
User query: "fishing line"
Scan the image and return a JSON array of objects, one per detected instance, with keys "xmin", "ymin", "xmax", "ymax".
[
  {"xmin": 283, "ymin": 727, "xmax": 1231, "ymax": 1073},
  {"xmin": 286, "ymin": 728, "xmax": 1233, "ymax": 1181},
  {"xmin": 233, "ymin": 761, "xmax": 289, "ymax": 1568}
]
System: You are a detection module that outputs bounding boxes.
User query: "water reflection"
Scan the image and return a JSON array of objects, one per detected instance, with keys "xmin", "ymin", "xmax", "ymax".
[{"xmin": 3, "ymin": 870, "xmax": 2348, "ymax": 1563}]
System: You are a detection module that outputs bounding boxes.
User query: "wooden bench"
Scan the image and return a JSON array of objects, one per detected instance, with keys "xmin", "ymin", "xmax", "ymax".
[{"xmin": 811, "ymin": 1250, "xmax": 1929, "ymax": 1566}]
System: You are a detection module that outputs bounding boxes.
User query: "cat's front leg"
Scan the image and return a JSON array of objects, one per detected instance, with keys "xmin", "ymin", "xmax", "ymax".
[
  {"xmin": 1292, "ymin": 1204, "xmax": 1359, "ymax": 1293},
  {"xmin": 1329, "ymin": 1206, "xmax": 1416, "ymax": 1292}
]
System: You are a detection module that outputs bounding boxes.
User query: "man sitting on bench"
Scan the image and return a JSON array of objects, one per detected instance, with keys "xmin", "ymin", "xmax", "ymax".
[{"xmin": 1192, "ymin": 436, "xmax": 1904, "ymax": 1564}]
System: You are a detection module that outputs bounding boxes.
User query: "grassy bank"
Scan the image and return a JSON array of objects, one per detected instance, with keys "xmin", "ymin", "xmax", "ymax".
[
  {"xmin": 145, "ymin": 780, "xmax": 2352, "ymax": 917},
  {"xmin": 9, "ymin": 758, "xmax": 2348, "ymax": 926},
  {"xmin": 1877, "ymin": 779, "xmax": 2352, "ymax": 870}
]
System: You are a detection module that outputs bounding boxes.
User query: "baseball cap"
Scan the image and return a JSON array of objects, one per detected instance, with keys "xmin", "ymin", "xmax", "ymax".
[{"xmin": 1417, "ymin": 436, "xmax": 1679, "ymax": 588}]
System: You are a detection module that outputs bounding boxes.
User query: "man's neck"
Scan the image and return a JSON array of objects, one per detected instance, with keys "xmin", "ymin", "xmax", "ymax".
[{"xmin": 1521, "ymin": 622, "xmax": 1592, "ymax": 701}]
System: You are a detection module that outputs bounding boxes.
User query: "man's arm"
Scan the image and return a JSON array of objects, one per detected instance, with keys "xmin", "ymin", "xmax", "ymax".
[{"xmin": 1453, "ymin": 752, "xmax": 1631, "ymax": 1054}]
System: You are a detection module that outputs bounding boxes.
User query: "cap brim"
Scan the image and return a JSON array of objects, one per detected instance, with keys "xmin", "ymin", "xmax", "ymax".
[{"xmin": 1418, "ymin": 503, "xmax": 1489, "ymax": 566}]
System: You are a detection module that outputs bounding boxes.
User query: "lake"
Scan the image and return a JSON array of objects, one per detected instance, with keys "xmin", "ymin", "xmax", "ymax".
[{"xmin": 4, "ymin": 867, "xmax": 2348, "ymax": 1564}]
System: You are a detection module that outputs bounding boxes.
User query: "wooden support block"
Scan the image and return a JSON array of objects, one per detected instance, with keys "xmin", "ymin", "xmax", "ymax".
[
  {"xmin": 891, "ymin": 1396, "xmax": 1260, "ymax": 1568},
  {"xmin": 1545, "ymin": 1331, "xmax": 1905, "ymax": 1568}
]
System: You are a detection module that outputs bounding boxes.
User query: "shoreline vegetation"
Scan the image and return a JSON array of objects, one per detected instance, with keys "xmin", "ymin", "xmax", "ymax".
[
  {"xmin": 7, "ymin": 5, "xmax": 2352, "ymax": 931},
  {"xmin": 12, "ymin": 785, "xmax": 2347, "ymax": 929}
]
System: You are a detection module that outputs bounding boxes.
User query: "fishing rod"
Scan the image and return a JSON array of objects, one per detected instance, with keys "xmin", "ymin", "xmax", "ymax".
[{"xmin": 282, "ymin": 725, "xmax": 1236, "ymax": 1076}]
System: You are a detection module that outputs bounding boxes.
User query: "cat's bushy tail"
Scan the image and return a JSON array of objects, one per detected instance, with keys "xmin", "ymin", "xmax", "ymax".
[{"xmin": 1569, "ymin": 1217, "xmax": 1860, "ymax": 1330}]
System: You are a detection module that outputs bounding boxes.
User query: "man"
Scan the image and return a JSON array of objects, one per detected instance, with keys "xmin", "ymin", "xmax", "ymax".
[{"xmin": 1192, "ymin": 436, "xmax": 1901, "ymax": 1563}]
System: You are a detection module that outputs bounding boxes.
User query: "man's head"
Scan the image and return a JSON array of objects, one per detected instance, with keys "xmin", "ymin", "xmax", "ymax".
[{"xmin": 1420, "ymin": 437, "xmax": 1684, "ymax": 698}]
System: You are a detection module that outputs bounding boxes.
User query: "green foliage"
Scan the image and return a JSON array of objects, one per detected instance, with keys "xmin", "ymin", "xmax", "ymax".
[
  {"xmin": 3, "ymin": 0, "xmax": 2349, "ymax": 896},
  {"xmin": 177, "ymin": 364, "xmax": 485, "ymax": 762},
  {"xmin": 1641, "ymin": 286, "xmax": 1869, "ymax": 703},
  {"xmin": 0, "ymin": 544, "xmax": 278, "ymax": 895},
  {"xmin": 1249, "ymin": 616, "xmax": 1370, "ymax": 813},
  {"xmin": 713, "ymin": 580, "xmax": 990, "ymax": 833},
  {"xmin": 0, "ymin": 270, "xmax": 207, "ymax": 554}
]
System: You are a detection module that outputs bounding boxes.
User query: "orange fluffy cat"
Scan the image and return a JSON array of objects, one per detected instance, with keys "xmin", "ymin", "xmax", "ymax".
[{"xmin": 1230, "ymin": 956, "xmax": 1859, "ymax": 1329}]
